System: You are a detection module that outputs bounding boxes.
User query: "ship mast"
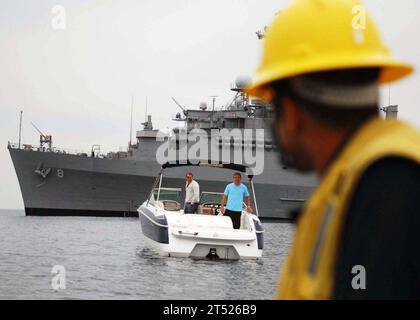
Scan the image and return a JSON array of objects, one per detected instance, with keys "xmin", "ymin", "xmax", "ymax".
[
  {"xmin": 209, "ymin": 96, "xmax": 217, "ymax": 128},
  {"xmin": 129, "ymin": 95, "xmax": 134, "ymax": 150},
  {"xmin": 18, "ymin": 110, "xmax": 23, "ymax": 149},
  {"xmin": 380, "ymin": 86, "xmax": 398, "ymax": 119}
]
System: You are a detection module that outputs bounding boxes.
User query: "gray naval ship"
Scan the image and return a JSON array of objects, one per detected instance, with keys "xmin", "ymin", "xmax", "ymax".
[{"xmin": 8, "ymin": 79, "xmax": 320, "ymax": 219}]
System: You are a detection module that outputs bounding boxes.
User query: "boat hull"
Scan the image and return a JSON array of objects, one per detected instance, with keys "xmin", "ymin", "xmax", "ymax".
[
  {"xmin": 139, "ymin": 205, "xmax": 263, "ymax": 260},
  {"xmin": 8, "ymin": 146, "xmax": 316, "ymax": 219}
]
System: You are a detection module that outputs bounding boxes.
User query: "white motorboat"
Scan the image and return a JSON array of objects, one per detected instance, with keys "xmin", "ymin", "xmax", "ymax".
[{"xmin": 138, "ymin": 162, "xmax": 264, "ymax": 260}]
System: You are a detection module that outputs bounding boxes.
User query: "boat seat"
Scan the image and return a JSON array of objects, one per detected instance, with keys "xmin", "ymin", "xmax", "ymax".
[
  {"xmin": 161, "ymin": 200, "xmax": 181, "ymax": 211},
  {"xmin": 201, "ymin": 207, "xmax": 215, "ymax": 215}
]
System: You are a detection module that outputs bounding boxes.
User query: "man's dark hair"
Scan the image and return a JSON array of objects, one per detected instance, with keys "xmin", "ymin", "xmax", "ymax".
[
  {"xmin": 186, "ymin": 172, "xmax": 193, "ymax": 178},
  {"xmin": 233, "ymin": 172, "xmax": 242, "ymax": 178},
  {"xmin": 271, "ymin": 68, "xmax": 380, "ymax": 129}
]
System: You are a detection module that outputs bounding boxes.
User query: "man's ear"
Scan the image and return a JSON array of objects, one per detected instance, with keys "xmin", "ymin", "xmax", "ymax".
[{"xmin": 280, "ymin": 96, "xmax": 299, "ymax": 132}]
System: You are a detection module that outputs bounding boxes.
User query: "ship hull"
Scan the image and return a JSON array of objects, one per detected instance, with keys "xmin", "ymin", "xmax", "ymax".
[{"xmin": 9, "ymin": 147, "xmax": 316, "ymax": 220}]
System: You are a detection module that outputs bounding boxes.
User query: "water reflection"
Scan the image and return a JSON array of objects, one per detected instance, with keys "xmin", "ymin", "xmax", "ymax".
[{"xmin": 0, "ymin": 210, "xmax": 294, "ymax": 299}]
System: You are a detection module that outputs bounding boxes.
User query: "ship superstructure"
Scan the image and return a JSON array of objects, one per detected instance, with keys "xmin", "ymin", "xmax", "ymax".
[{"xmin": 8, "ymin": 79, "xmax": 318, "ymax": 219}]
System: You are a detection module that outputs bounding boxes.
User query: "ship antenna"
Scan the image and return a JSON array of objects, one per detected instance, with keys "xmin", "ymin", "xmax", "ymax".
[
  {"xmin": 209, "ymin": 96, "xmax": 217, "ymax": 128},
  {"xmin": 171, "ymin": 97, "xmax": 187, "ymax": 115},
  {"xmin": 18, "ymin": 110, "xmax": 23, "ymax": 149},
  {"xmin": 209, "ymin": 96, "xmax": 217, "ymax": 111},
  {"xmin": 145, "ymin": 96, "xmax": 148, "ymax": 121},
  {"xmin": 129, "ymin": 95, "xmax": 134, "ymax": 149},
  {"xmin": 388, "ymin": 85, "xmax": 391, "ymax": 105},
  {"xmin": 30, "ymin": 122, "xmax": 46, "ymax": 138}
]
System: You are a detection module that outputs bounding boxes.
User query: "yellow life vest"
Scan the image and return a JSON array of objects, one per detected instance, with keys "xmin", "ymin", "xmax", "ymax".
[{"xmin": 277, "ymin": 118, "xmax": 420, "ymax": 300}]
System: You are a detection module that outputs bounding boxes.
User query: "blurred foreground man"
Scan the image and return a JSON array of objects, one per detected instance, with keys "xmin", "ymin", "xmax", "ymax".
[{"xmin": 247, "ymin": 0, "xmax": 420, "ymax": 299}]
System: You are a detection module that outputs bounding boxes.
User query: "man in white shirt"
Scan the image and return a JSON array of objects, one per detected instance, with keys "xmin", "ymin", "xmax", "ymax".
[{"xmin": 184, "ymin": 172, "xmax": 200, "ymax": 214}]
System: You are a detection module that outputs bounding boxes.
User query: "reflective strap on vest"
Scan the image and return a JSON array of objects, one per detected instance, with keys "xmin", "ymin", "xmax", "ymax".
[{"xmin": 308, "ymin": 202, "xmax": 334, "ymax": 275}]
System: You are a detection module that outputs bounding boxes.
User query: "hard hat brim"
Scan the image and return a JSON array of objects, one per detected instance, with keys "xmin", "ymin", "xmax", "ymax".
[{"xmin": 246, "ymin": 56, "xmax": 414, "ymax": 100}]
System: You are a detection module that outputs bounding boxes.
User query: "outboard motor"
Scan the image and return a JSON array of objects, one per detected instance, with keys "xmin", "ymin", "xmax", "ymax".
[{"xmin": 206, "ymin": 248, "xmax": 220, "ymax": 260}]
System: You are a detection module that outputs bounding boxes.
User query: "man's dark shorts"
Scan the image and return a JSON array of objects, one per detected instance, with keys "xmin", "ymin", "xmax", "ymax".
[{"xmin": 224, "ymin": 209, "xmax": 242, "ymax": 229}]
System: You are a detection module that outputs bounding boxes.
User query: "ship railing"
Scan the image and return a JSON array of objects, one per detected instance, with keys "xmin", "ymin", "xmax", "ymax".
[{"xmin": 7, "ymin": 141, "xmax": 130, "ymax": 159}]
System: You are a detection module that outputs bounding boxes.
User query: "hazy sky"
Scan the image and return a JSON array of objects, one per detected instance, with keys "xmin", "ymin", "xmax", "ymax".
[{"xmin": 1, "ymin": 0, "xmax": 419, "ymax": 209}]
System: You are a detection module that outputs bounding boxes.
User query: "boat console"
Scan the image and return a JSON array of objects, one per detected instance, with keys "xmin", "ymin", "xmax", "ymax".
[{"xmin": 197, "ymin": 192, "xmax": 224, "ymax": 215}]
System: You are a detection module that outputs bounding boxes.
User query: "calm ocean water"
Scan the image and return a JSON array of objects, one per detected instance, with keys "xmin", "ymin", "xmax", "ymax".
[{"xmin": 0, "ymin": 209, "xmax": 294, "ymax": 300}]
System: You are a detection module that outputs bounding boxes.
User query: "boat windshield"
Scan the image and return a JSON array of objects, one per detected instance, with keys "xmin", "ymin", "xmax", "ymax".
[
  {"xmin": 153, "ymin": 188, "xmax": 182, "ymax": 202},
  {"xmin": 149, "ymin": 187, "xmax": 183, "ymax": 211},
  {"xmin": 199, "ymin": 192, "xmax": 223, "ymax": 204}
]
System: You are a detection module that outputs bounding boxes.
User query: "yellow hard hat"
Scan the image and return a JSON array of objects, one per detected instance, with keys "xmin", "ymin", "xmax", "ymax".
[{"xmin": 246, "ymin": 0, "xmax": 414, "ymax": 100}]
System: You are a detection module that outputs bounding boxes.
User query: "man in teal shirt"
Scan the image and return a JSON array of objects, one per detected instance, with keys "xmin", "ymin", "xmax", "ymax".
[{"xmin": 220, "ymin": 172, "xmax": 252, "ymax": 229}]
